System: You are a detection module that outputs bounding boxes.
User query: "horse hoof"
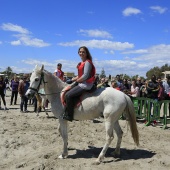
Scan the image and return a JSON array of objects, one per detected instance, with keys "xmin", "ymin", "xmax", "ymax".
[
  {"xmin": 58, "ymin": 154, "xmax": 67, "ymax": 159},
  {"xmin": 111, "ymin": 151, "xmax": 120, "ymax": 158},
  {"xmin": 92, "ymin": 160, "xmax": 101, "ymax": 165}
]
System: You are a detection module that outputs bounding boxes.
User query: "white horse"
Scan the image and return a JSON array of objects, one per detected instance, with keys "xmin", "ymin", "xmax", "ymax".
[{"xmin": 26, "ymin": 65, "xmax": 139, "ymax": 165}]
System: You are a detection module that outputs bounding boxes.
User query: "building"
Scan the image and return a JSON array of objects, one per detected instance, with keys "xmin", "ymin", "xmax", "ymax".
[
  {"xmin": 162, "ymin": 71, "xmax": 170, "ymax": 80},
  {"xmin": 64, "ymin": 72, "xmax": 75, "ymax": 79}
]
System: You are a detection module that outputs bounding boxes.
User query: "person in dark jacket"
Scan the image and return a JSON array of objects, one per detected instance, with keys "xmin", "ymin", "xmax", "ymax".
[
  {"xmin": 18, "ymin": 76, "xmax": 30, "ymax": 112},
  {"xmin": 146, "ymin": 74, "xmax": 160, "ymax": 116},
  {"xmin": 10, "ymin": 76, "xmax": 19, "ymax": 105},
  {"xmin": 0, "ymin": 76, "xmax": 8, "ymax": 110}
]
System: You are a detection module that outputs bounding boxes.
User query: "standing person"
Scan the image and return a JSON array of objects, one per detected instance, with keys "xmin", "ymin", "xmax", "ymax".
[
  {"xmin": 147, "ymin": 75, "xmax": 160, "ymax": 100},
  {"xmin": 111, "ymin": 80, "xmax": 120, "ymax": 90},
  {"xmin": 146, "ymin": 74, "xmax": 160, "ymax": 116},
  {"xmin": 157, "ymin": 77, "xmax": 165, "ymax": 101},
  {"xmin": 54, "ymin": 63, "xmax": 64, "ymax": 81},
  {"xmin": 97, "ymin": 78, "xmax": 110, "ymax": 88},
  {"xmin": 163, "ymin": 75, "xmax": 170, "ymax": 115},
  {"xmin": 115, "ymin": 75, "xmax": 124, "ymax": 91},
  {"xmin": 122, "ymin": 78, "xmax": 131, "ymax": 91},
  {"xmin": 18, "ymin": 76, "xmax": 30, "ymax": 112},
  {"xmin": 136, "ymin": 77, "xmax": 143, "ymax": 97},
  {"xmin": 62, "ymin": 46, "xmax": 96, "ymax": 121},
  {"xmin": 129, "ymin": 79, "xmax": 140, "ymax": 97},
  {"xmin": 10, "ymin": 76, "xmax": 19, "ymax": 105},
  {"xmin": 0, "ymin": 76, "xmax": 8, "ymax": 110}
]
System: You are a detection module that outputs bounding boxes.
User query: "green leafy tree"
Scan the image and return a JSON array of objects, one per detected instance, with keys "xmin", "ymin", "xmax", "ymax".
[
  {"xmin": 146, "ymin": 64, "xmax": 170, "ymax": 79},
  {"xmin": 5, "ymin": 66, "xmax": 13, "ymax": 78},
  {"xmin": 100, "ymin": 68, "xmax": 106, "ymax": 79}
]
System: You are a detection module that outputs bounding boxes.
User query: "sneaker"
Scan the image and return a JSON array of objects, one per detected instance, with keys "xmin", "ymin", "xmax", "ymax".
[{"xmin": 24, "ymin": 110, "xmax": 29, "ymax": 113}]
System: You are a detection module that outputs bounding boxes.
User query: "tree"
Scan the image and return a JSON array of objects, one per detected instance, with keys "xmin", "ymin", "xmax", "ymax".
[
  {"xmin": 5, "ymin": 66, "xmax": 13, "ymax": 78},
  {"xmin": 100, "ymin": 68, "xmax": 106, "ymax": 79},
  {"xmin": 146, "ymin": 64, "xmax": 170, "ymax": 79}
]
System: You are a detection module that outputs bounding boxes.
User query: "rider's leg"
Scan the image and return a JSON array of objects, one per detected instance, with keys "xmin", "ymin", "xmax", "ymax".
[{"xmin": 63, "ymin": 86, "xmax": 85, "ymax": 121}]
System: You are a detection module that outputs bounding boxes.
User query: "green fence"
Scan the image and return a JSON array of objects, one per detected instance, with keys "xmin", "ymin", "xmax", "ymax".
[{"xmin": 132, "ymin": 97, "xmax": 170, "ymax": 129}]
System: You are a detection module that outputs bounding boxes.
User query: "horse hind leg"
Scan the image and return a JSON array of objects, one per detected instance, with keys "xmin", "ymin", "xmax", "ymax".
[
  {"xmin": 94, "ymin": 120, "xmax": 114, "ymax": 165},
  {"xmin": 111, "ymin": 120, "xmax": 123, "ymax": 157}
]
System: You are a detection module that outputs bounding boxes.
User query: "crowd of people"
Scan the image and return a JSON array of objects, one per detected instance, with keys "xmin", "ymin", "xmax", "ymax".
[
  {"xmin": 0, "ymin": 47, "xmax": 170, "ymax": 120},
  {"xmin": 0, "ymin": 70, "xmax": 170, "ymax": 114}
]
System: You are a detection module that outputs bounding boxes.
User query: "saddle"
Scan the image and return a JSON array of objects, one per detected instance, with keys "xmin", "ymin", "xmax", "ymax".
[{"xmin": 60, "ymin": 84, "xmax": 97, "ymax": 107}]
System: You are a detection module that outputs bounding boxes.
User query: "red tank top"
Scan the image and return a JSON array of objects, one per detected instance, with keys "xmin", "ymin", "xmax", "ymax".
[{"xmin": 77, "ymin": 60, "xmax": 95, "ymax": 83}]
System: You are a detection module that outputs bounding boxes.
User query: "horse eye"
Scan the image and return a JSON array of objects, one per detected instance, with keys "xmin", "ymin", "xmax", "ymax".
[{"xmin": 35, "ymin": 78, "xmax": 39, "ymax": 81}]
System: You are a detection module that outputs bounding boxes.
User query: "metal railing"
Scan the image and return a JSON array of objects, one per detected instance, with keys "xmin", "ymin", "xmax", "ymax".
[{"xmin": 132, "ymin": 97, "xmax": 170, "ymax": 129}]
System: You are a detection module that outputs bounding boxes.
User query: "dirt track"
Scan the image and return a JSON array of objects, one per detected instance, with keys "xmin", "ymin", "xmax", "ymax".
[{"xmin": 0, "ymin": 91, "xmax": 170, "ymax": 170}]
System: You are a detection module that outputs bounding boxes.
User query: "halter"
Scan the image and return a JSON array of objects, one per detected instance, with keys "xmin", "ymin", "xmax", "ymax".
[{"xmin": 28, "ymin": 72, "xmax": 47, "ymax": 93}]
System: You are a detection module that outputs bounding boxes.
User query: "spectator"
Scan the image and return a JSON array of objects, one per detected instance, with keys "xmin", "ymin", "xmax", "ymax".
[
  {"xmin": 146, "ymin": 74, "xmax": 160, "ymax": 116},
  {"xmin": 122, "ymin": 78, "xmax": 131, "ymax": 91},
  {"xmin": 10, "ymin": 76, "xmax": 19, "ymax": 105},
  {"xmin": 136, "ymin": 77, "xmax": 144, "ymax": 97},
  {"xmin": 0, "ymin": 76, "xmax": 8, "ymax": 110},
  {"xmin": 163, "ymin": 75, "xmax": 170, "ymax": 115},
  {"xmin": 97, "ymin": 78, "xmax": 110, "ymax": 88},
  {"xmin": 140, "ymin": 80, "xmax": 148, "ymax": 98},
  {"xmin": 147, "ymin": 75, "xmax": 159, "ymax": 99},
  {"xmin": 54, "ymin": 63, "xmax": 64, "ymax": 81},
  {"xmin": 18, "ymin": 76, "xmax": 30, "ymax": 112},
  {"xmin": 157, "ymin": 77, "xmax": 165, "ymax": 101},
  {"xmin": 129, "ymin": 79, "xmax": 140, "ymax": 97},
  {"xmin": 111, "ymin": 80, "xmax": 120, "ymax": 90},
  {"xmin": 115, "ymin": 75, "xmax": 124, "ymax": 91}
]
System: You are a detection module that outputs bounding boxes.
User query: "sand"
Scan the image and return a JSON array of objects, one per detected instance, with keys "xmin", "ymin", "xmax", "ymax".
[{"xmin": 0, "ymin": 90, "xmax": 170, "ymax": 170}]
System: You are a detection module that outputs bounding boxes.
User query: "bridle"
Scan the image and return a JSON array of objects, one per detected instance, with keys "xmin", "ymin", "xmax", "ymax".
[
  {"xmin": 28, "ymin": 71, "xmax": 65, "ymax": 95},
  {"xmin": 28, "ymin": 72, "xmax": 47, "ymax": 94}
]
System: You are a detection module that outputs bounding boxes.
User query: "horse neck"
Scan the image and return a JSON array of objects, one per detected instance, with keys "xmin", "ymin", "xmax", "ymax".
[{"xmin": 43, "ymin": 71, "xmax": 66, "ymax": 98}]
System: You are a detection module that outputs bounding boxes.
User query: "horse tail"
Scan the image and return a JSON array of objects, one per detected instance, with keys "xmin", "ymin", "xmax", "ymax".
[{"xmin": 124, "ymin": 94, "xmax": 139, "ymax": 146}]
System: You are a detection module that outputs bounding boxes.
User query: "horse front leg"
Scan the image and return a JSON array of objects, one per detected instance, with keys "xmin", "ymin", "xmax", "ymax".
[{"xmin": 58, "ymin": 119, "xmax": 68, "ymax": 159}]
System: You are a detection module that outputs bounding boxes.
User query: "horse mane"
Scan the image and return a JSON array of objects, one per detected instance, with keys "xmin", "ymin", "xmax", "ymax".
[{"xmin": 43, "ymin": 69, "xmax": 67, "ymax": 89}]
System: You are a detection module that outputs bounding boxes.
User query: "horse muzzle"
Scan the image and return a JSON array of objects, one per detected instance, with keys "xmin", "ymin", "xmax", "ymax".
[{"xmin": 25, "ymin": 90, "xmax": 36, "ymax": 99}]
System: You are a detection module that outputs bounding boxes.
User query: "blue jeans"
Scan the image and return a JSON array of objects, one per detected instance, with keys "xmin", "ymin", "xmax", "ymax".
[{"xmin": 20, "ymin": 96, "xmax": 28, "ymax": 111}]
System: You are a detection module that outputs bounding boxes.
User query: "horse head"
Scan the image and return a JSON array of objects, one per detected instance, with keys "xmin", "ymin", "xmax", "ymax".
[{"xmin": 25, "ymin": 65, "xmax": 44, "ymax": 99}]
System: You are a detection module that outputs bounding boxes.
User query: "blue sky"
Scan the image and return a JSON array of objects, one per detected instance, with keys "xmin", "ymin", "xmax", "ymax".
[{"xmin": 0, "ymin": 0, "xmax": 170, "ymax": 77}]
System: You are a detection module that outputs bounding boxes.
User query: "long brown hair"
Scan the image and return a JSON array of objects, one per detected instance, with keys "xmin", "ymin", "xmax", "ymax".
[{"xmin": 78, "ymin": 46, "xmax": 93, "ymax": 61}]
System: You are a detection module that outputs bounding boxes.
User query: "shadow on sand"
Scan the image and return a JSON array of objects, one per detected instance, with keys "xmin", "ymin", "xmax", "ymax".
[{"xmin": 67, "ymin": 146, "xmax": 156, "ymax": 162}]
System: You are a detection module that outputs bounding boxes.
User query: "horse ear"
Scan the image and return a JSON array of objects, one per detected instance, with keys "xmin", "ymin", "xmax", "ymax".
[{"xmin": 41, "ymin": 65, "xmax": 44, "ymax": 71}]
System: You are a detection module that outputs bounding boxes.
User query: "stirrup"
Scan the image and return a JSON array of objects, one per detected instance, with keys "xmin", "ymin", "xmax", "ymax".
[{"xmin": 62, "ymin": 115, "xmax": 73, "ymax": 122}]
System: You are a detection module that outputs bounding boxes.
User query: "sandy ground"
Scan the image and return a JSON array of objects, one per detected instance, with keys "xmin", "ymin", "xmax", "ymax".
[{"xmin": 0, "ymin": 90, "xmax": 170, "ymax": 170}]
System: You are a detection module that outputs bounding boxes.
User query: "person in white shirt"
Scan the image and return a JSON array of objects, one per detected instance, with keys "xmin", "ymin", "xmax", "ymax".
[{"xmin": 129, "ymin": 79, "xmax": 140, "ymax": 97}]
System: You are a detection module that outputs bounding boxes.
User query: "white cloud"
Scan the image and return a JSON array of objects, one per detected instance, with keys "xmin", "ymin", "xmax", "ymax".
[
  {"xmin": 1, "ymin": 23, "xmax": 30, "ymax": 34},
  {"xmin": 11, "ymin": 40, "xmax": 21, "ymax": 46},
  {"xmin": 122, "ymin": 49, "xmax": 148, "ymax": 54},
  {"xmin": 122, "ymin": 7, "xmax": 141, "ymax": 16},
  {"xmin": 133, "ymin": 44, "xmax": 170, "ymax": 61},
  {"xmin": 78, "ymin": 29, "xmax": 113, "ymax": 39},
  {"xmin": 150, "ymin": 6, "xmax": 168, "ymax": 14},
  {"xmin": 58, "ymin": 39, "xmax": 134, "ymax": 50},
  {"xmin": 1, "ymin": 23, "xmax": 50, "ymax": 47},
  {"xmin": 15, "ymin": 34, "xmax": 50, "ymax": 47}
]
